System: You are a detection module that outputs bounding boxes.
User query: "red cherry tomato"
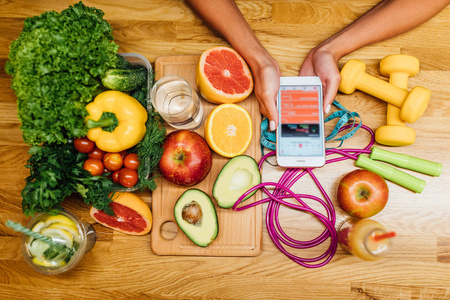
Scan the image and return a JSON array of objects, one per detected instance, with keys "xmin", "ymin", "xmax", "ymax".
[
  {"xmin": 118, "ymin": 168, "xmax": 139, "ymax": 188},
  {"xmin": 74, "ymin": 137, "xmax": 95, "ymax": 153},
  {"xmin": 83, "ymin": 158, "xmax": 104, "ymax": 176},
  {"xmin": 103, "ymin": 153, "xmax": 123, "ymax": 172},
  {"xmin": 88, "ymin": 147, "xmax": 105, "ymax": 160},
  {"xmin": 124, "ymin": 153, "xmax": 140, "ymax": 170},
  {"xmin": 112, "ymin": 170, "xmax": 120, "ymax": 184}
]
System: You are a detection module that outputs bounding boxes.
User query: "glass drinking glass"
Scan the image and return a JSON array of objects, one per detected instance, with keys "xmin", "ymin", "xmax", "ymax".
[
  {"xmin": 151, "ymin": 75, "xmax": 204, "ymax": 130},
  {"xmin": 21, "ymin": 210, "xmax": 96, "ymax": 275}
]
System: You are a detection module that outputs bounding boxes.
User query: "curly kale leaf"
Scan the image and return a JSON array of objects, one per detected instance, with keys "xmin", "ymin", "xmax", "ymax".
[{"xmin": 5, "ymin": 1, "xmax": 119, "ymax": 145}]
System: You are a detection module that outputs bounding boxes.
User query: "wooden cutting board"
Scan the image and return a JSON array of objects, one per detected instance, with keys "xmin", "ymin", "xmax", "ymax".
[{"xmin": 150, "ymin": 55, "xmax": 263, "ymax": 256}]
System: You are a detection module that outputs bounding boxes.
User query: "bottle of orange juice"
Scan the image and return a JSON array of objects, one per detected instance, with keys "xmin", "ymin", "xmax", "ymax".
[{"xmin": 337, "ymin": 218, "xmax": 395, "ymax": 261}]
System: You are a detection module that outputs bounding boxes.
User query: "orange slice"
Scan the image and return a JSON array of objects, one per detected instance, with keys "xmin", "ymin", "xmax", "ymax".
[
  {"xmin": 204, "ymin": 104, "xmax": 252, "ymax": 158},
  {"xmin": 196, "ymin": 46, "xmax": 254, "ymax": 104},
  {"xmin": 90, "ymin": 192, "xmax": 152, "ymax": 235}
]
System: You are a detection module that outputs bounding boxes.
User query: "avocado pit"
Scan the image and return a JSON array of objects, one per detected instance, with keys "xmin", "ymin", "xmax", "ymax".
[{"xmin": 182, "ymin": 201, "xmax": 203, "ymax": 226}]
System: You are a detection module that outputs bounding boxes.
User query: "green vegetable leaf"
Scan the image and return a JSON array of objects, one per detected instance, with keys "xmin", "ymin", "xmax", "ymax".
[
  {"xmin": 125, "ymin": 69, "xmax": 166, "ymax": 191},
  {"xmin": 22, "ymin": 143, "xmax": 115, "ymax": 216},
  {"xmin": 75, "ymin": 184, "xmax": 89, "ymax": 198},
  {"xmin": 133, "ymin": 111, "xmax": 166, "ymax": 191},
  {"xmin": 5, "ymin": 1, "xmax": 119, "ymax": 145}
]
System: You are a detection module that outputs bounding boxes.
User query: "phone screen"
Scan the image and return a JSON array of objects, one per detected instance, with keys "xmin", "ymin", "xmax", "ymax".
[{"xmin": 278, "ymin": 85, "xmax": 323, "ymax": 157}]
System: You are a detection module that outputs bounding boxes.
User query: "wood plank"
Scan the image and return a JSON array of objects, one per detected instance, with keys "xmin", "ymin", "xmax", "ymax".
[
  {"xmin": 351, "ymin": 282, "xmax": 450, "ymax": 300},
  {"xmin": 150, "ymin": 55, "xmax": 263, "ymax": 256},
  {"xmin": 437, "ymin": 236, "xmax": 450, "ymax": 263},
  {"xmin": 272, "ymin": 1, "xmax": 377, "ymax": 25}
]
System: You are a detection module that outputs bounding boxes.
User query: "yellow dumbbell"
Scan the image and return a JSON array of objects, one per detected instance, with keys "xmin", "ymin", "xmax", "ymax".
[
  {"xmin": 339, "ymin": 59, "xmax": 430, "ymax": 123},
  {"xmin": 375, "ymin": 54, "xmax": 418, "ymax": 146}
]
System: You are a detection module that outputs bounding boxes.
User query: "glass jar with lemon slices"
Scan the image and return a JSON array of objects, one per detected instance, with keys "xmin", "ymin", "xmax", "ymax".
[{"xmin": 21, "ymin": 210, "xmax": 96, "ymax": 275}]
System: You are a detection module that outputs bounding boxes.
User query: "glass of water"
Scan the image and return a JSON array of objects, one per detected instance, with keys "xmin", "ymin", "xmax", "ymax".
[{"xmin": 151, "ymin": 75, "xmax": 204, "ymax": 130}]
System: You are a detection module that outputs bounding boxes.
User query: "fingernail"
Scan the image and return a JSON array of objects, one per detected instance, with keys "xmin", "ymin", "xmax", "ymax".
[
  {"xmin": 270, "ymin": 120, "xmax": 276, "ymax": 131},
  {"xmin": 325, "ymin": 105, "xmax": 331, "ymax": 114}
]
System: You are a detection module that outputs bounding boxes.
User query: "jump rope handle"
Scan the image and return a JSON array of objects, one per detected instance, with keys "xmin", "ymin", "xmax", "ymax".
[
  {"xmin": 355, "ymin": 154, "xmax": 426, "ymax": 193},
  {"xmin": 370, "ymin": 147, "xmax": 442, "ymax": 177}
]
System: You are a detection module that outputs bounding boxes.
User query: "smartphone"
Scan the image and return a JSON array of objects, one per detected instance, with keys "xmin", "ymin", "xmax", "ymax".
[{"xmin": 276, "ymin": 76, "xmax": 325, "ymax": 168}]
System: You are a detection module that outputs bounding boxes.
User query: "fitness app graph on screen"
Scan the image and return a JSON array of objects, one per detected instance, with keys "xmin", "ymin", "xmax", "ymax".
[{"xmin": 279, "ymin": 85, "xmax": 323, "ymax": 156}]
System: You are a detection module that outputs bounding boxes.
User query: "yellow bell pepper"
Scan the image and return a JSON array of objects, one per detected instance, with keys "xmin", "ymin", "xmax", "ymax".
[{"xmin": 85, "ymin": 91, "xmax": 147, "ymax": 152}]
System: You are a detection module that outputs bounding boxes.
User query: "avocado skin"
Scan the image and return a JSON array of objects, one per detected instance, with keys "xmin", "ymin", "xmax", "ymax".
[
  {"xmin": 174, "ymin": 188, "xmax": 219, "ymax": 247},
  {"xmin": 213, "ymin": 155, "xmax": 261, "ymax": 208}
]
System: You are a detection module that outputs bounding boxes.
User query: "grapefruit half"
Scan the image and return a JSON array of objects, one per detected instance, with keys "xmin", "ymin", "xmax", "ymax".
[
  {"xmin": 90, "ymin": 192, "xmax": 152, "ymax": 235},
  {"xmin": 196, "ymin": 46, "xmax": 254, "ymax": 104}
]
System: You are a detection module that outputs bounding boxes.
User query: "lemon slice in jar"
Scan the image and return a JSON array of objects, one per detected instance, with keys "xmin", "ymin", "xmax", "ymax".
[
  {"xmin": 44, "ymin": 215, "xmax": 75, "ymax": 227},
  {"xmin": 41, "ymin": 228, "xmax": 74, "ymax": 249},
  {"xmin": 48, "ymin": 222, "xmax": 81, "ymax": 243},
  {"xmin": 31, "ymin": 221, "xmax": 46, "ymax": 233},
  {"xmin": 32, "ymin": 256, "xmax": 66, "ymax": 268}
]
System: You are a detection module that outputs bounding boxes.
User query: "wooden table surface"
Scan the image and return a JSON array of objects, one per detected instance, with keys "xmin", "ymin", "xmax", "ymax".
[{"xmin": 1, "ymin": 1, "xmax": 450, "ymax": 299}]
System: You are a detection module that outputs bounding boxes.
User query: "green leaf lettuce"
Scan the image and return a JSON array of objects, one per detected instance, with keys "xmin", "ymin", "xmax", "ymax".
[{"xmin": 5, "ymin": 1, "xmax": 119, "ymax": 145}]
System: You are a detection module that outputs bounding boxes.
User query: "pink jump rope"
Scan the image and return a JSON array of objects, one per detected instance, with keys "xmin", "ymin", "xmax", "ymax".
[{"xmin": 232, "ymin": 124, "xmax": 442, "ymax": 268}]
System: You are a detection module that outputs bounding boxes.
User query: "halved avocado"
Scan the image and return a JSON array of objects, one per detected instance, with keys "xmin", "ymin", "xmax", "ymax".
[
  {"xmin": 213, "ymin": 155, "xmax": 261, "ymax": 208},
  {"xmin": 174, "ymin": 189, "xmax": 218, "ymax": 247}
]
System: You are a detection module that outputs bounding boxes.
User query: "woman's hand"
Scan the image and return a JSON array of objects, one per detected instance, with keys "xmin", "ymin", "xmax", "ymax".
[
  {"xmin": 249, "ymin": 54, "xmax": 282, "ymax": 131},
  {"xmin": 299, "ymin": 45, "xmax": 341, "ymax": 114}
]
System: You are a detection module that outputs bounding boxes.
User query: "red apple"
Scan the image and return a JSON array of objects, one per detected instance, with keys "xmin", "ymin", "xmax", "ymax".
[
  {"xmin": 159, "ymin": 130, "xmax": 212, "ymax": 186},
  {"xmin": 337, "ymin": 169, "xmax": 389, "ymax": 218}
]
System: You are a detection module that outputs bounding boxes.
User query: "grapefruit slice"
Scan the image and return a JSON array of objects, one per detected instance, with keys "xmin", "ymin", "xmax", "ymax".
[
  {"xmin": 90, "ymin": 192, "xmax": 152, "ymax": 235},
  {"xmin": 196, "ymin": 46, "xmax": 254, "ymax": 104}
]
